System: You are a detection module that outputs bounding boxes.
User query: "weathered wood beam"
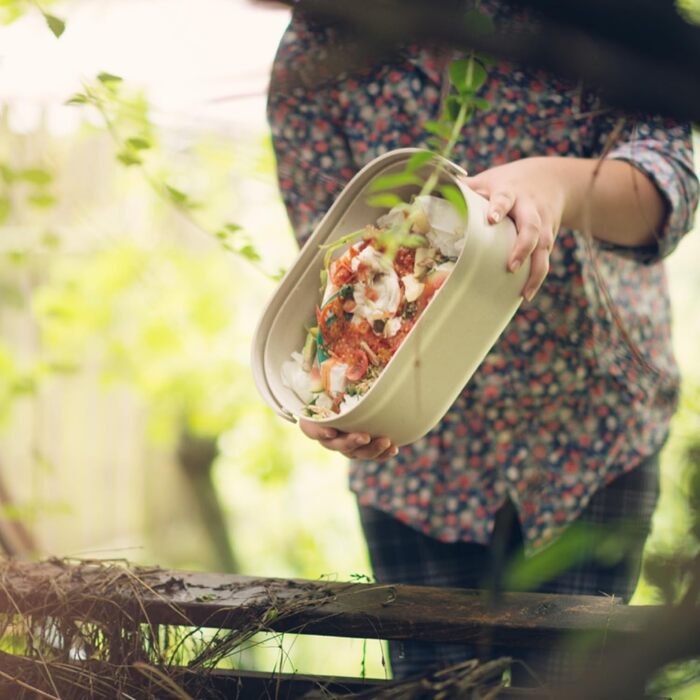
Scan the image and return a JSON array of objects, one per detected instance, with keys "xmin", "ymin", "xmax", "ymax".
[
  {"xmin": 0, "ymin": 560, "xmax": 656, "ymax": 650},
  {"xmin": 0, "ymin": 655, "xmax": 671, "ymax": 699}
]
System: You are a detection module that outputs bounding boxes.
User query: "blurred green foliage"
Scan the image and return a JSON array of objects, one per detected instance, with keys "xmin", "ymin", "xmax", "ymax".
[
  {"xmin": 678, "ymin": 0, "xmax": 700, "ymax": 24},
  {"xmin": 0, "ymin": 0, "xmax": 63, "ymax": 36},
  {"xmin": 34, "ymin": 245, "xmax": 257, "ymax": 443},
  {"xmin": 0, "ymin": 8, "xmax": 698, "ymax": 683}
]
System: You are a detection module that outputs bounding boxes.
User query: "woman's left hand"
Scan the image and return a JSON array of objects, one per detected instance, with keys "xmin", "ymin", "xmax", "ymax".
[{"xmin": 462, "ymin": 157, "xmax": 567, "ymax": 302}]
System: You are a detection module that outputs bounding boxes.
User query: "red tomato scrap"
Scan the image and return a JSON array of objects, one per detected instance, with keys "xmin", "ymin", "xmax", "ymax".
[{"xmin": 346, "ymin": 349, "xmax": 369, "ymax": 381}]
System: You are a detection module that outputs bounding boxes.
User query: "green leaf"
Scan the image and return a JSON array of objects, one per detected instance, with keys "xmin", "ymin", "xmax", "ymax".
[
  {"xmin": 368, "ymin": 171, "xmax": 422, "ymax": 192},
  {"xmin": 18, "ymin": 168, "xmax": 52, "ymax": 186},
  {"xmin": 223, "ymin": 222, "xmax": 242, "ymax": 233},
  {"xmin": 504, "ymin": 524, "xmax": 614, "ymax": 591},
  {"xmin": 449, "ymin": 59, "xmax": 470, "ymax": 92},
  {"xmin": 405, "ymin": 151, "xmax": 435, "ymax": 172},
  {"xmin": 426, "ymin": 136, "xmax": 443, "ymax": 152},
  {"xmin": 399, "ymin": 234, "xmax": 428, "ymax": 248},
  {"xmin": 438, "ymin": 184, "xmax": 468, "ymax": 221},
  {"xmin": 366, "ymin": 193, "xmax": 403, "ymax": 209},
  {"xmin": 126, "ymin": 137, "xmax": 151, "ymax": 151},
  {"xmin": 423, "ymin": 120, "xmax": 452, "ymax": 138},
  {"xmin": 65, "ymin": 93, "xmax": 89, "ymax": 106},
  {"xmin": 0, "ymin": 164, "xmax": 15, "ymax": 183},
  {"xmin": 445, "ymin": 95, "xmax": 463, "ymax": 122},
  {"xmin": 44, "ymin": 13, "xmax": 65, "ymax": 38},
  {"xmin": 27, "ymin": 193, "xmax": 56, "ymax": 209},
  {"xmin": 0, "ymin": 197, "xmax": 10, "ymax": 225},
  {"xmin": 239, "ymin": 244, "xmax": 261, "ymax": 262},
  {"xmin": 116, "ymin": 150, "xmax": 142, "ymax": 167},
  {"xmin": 464, "ymin": 8, "xmax": 495, "ymax": 36},
  {"xmin": 165, "ymin": 185, "xmax": 188, "ymax": 204},
  {"xmin": 465, "ymin": 61, "xmax": 488, "ymax": 93},
  {"xmin": 449, "ymin": 58, "xmax": 488, "ymax": 94},
  {"xmin": 97, "ymin": 72, "xmax": 123, "ymax": 84},
  {"xmin": 470, "ymin": 96, "xmax": 491, "ymax": 111}
]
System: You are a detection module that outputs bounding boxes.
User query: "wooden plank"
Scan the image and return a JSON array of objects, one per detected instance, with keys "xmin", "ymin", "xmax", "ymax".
[
  {"xmin": 0, "ymin": 657, "xmax": 667, "ymax": 700},
  {"xmin": 0, "ymin": 560, "xmax": 654, "ymax": 649}
]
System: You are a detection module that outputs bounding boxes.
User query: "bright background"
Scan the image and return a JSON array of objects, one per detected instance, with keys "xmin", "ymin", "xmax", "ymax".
[{"xmin": 0, "ymin": 0, "xmax": 698, "ymax": 687}]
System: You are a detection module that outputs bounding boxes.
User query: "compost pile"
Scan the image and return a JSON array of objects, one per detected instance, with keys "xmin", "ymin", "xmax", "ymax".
[{"xmin": 0, "ymin": 558, "xmax": 332, "ymax": 699}]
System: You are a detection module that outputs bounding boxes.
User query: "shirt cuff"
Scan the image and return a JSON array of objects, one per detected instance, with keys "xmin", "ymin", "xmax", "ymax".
[{"xmin": 605, "ymin": 136, "xmax": 699, "ymax": 264}]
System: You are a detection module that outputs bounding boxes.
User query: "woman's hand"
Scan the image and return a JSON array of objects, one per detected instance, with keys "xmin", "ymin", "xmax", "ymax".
[
  {"xmin": 463, "ymin": 155, "xmax": 665, "ymax": 301},
  {"xmin": 299, "ymin": 419, "xmax": 399, "ymax": 461},
  {"xmin": 463, "ymin": 157, "xmax": 566, "ymax": 302}
]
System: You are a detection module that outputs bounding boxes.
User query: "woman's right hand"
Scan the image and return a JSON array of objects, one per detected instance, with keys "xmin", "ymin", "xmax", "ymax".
[{"xmin": 299, "ymin": 419, "xmax": 399, "ymax": 461}]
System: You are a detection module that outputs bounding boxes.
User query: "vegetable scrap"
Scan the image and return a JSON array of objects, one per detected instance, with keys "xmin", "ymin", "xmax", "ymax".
[{"xmin": 282, "ymin": 195, "xmax": 467, "ymax": 418}]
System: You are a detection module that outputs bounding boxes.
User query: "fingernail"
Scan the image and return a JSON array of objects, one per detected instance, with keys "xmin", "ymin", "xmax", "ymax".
[
  {"xmin": 356, "ymin": 435, "xmax": 371, "ymax": 446},
  {"xmin": 490, "ymin": 211, "xmax": 501, "ymax": 223},
  {"xmin": 323, "ymin": 430, "xmax": 337, "ymax": 439},
  {"xmin": 509, "ymin": 258, "xmax": 521, "ymax": 272},
  {"xmin": 523, "ymin": 288, "xmax": 534, "ymax": 302},
  {"xmin": 390, "ymin": 447, "xmax": 399, "ymax": 457}
]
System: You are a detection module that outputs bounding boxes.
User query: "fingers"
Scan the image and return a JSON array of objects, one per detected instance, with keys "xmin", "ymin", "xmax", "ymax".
[
  {"xmin": 298, "ymin": 420, "xmax": 398, "ymax": 461},
  {"xmin": 463, "ymin": 164, "xmax": 561, "ymax": 302},
  {"xmin": 508, "ymin": 201, "xmax": 542, "ymax": 273},
  {"xmin": 486, "ymin": 190, "xmax": 516, "ymax": 225},
  {"xmin": 461, "ymin": 176, "xmax": 517, "ymax": 226},
  {"xmin": 299, "ymin": 419, "xmax": 338, "ymax": 441},
  {"xmin": 501, "ymin": 201, "xmax": 556, "ymax": 301},
  {"xmin": 345, "ymin": 437, "xmax": 399, "ymax": 461},
  {"xmin": 522, "ymin": 247, "xmax": 550, "ymax": 301},
  {"xmin": 320, "ymin": 432, "xmax": 371, "ymax": 453},
  {"xmin": 522, "ymin": 215, "xmax": 555, "ymax": 300}
]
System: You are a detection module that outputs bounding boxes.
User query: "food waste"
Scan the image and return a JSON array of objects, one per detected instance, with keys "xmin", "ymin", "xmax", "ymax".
[{"xmin": 282, "ymin": 195, "xmax": 467, "ymax": 418}]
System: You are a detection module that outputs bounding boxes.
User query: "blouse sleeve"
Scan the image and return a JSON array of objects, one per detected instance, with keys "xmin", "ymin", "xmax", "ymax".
[
  {"xmin": 267, "ymin": 18, "xmax": 357, "ymax": 248},
  {"xmin": 602, "ymin": 117, "xmax": 699, "ymax": 264}
]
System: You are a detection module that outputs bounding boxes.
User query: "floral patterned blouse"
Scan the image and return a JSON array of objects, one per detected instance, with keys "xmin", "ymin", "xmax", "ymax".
[{"xmin": 267, "ymin": 3, "xmax": 699, "ymax": 551}]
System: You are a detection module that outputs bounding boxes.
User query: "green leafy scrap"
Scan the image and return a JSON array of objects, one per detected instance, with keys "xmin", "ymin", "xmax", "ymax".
[
  {"xmin": 438, "ymin": 184, "xmax": 468, "ymax": 221},
  {"xmin": 405, "ymin": 150, "xmax": 435, "ymax": 173},
  {"xmin": 368, "ymin": 171, "xmax": 422, "ymax": 192},
  {"xmin": 366, "ymin": 193, "xmax": 403, "ymax": 209}
]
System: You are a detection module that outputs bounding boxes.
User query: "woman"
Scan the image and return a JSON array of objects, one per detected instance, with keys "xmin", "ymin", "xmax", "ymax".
[{"xmin": 267, "ymin": 0, "xmax": 698, "ymax": 680}]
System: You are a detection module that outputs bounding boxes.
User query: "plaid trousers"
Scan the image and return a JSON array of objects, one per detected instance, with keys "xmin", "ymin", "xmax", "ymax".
[{"xmin": 358, "ymin": 453, "xmax": 661, "ymax": 683}]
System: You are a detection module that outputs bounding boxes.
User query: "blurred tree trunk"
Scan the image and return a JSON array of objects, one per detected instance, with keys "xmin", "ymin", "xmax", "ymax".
[
  {"xmin": 0, "ymin": 466, "xmax": 37, "ymax": 558},
  {"xmin": 176, "ymin": 431, "xmax": 239, "ymax": 573}
]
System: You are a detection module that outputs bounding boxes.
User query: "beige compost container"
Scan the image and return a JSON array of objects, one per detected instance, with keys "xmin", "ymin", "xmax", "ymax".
[{"xmin": 251, "ymin": 148, "xmax": 529, "ymax": 446}]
